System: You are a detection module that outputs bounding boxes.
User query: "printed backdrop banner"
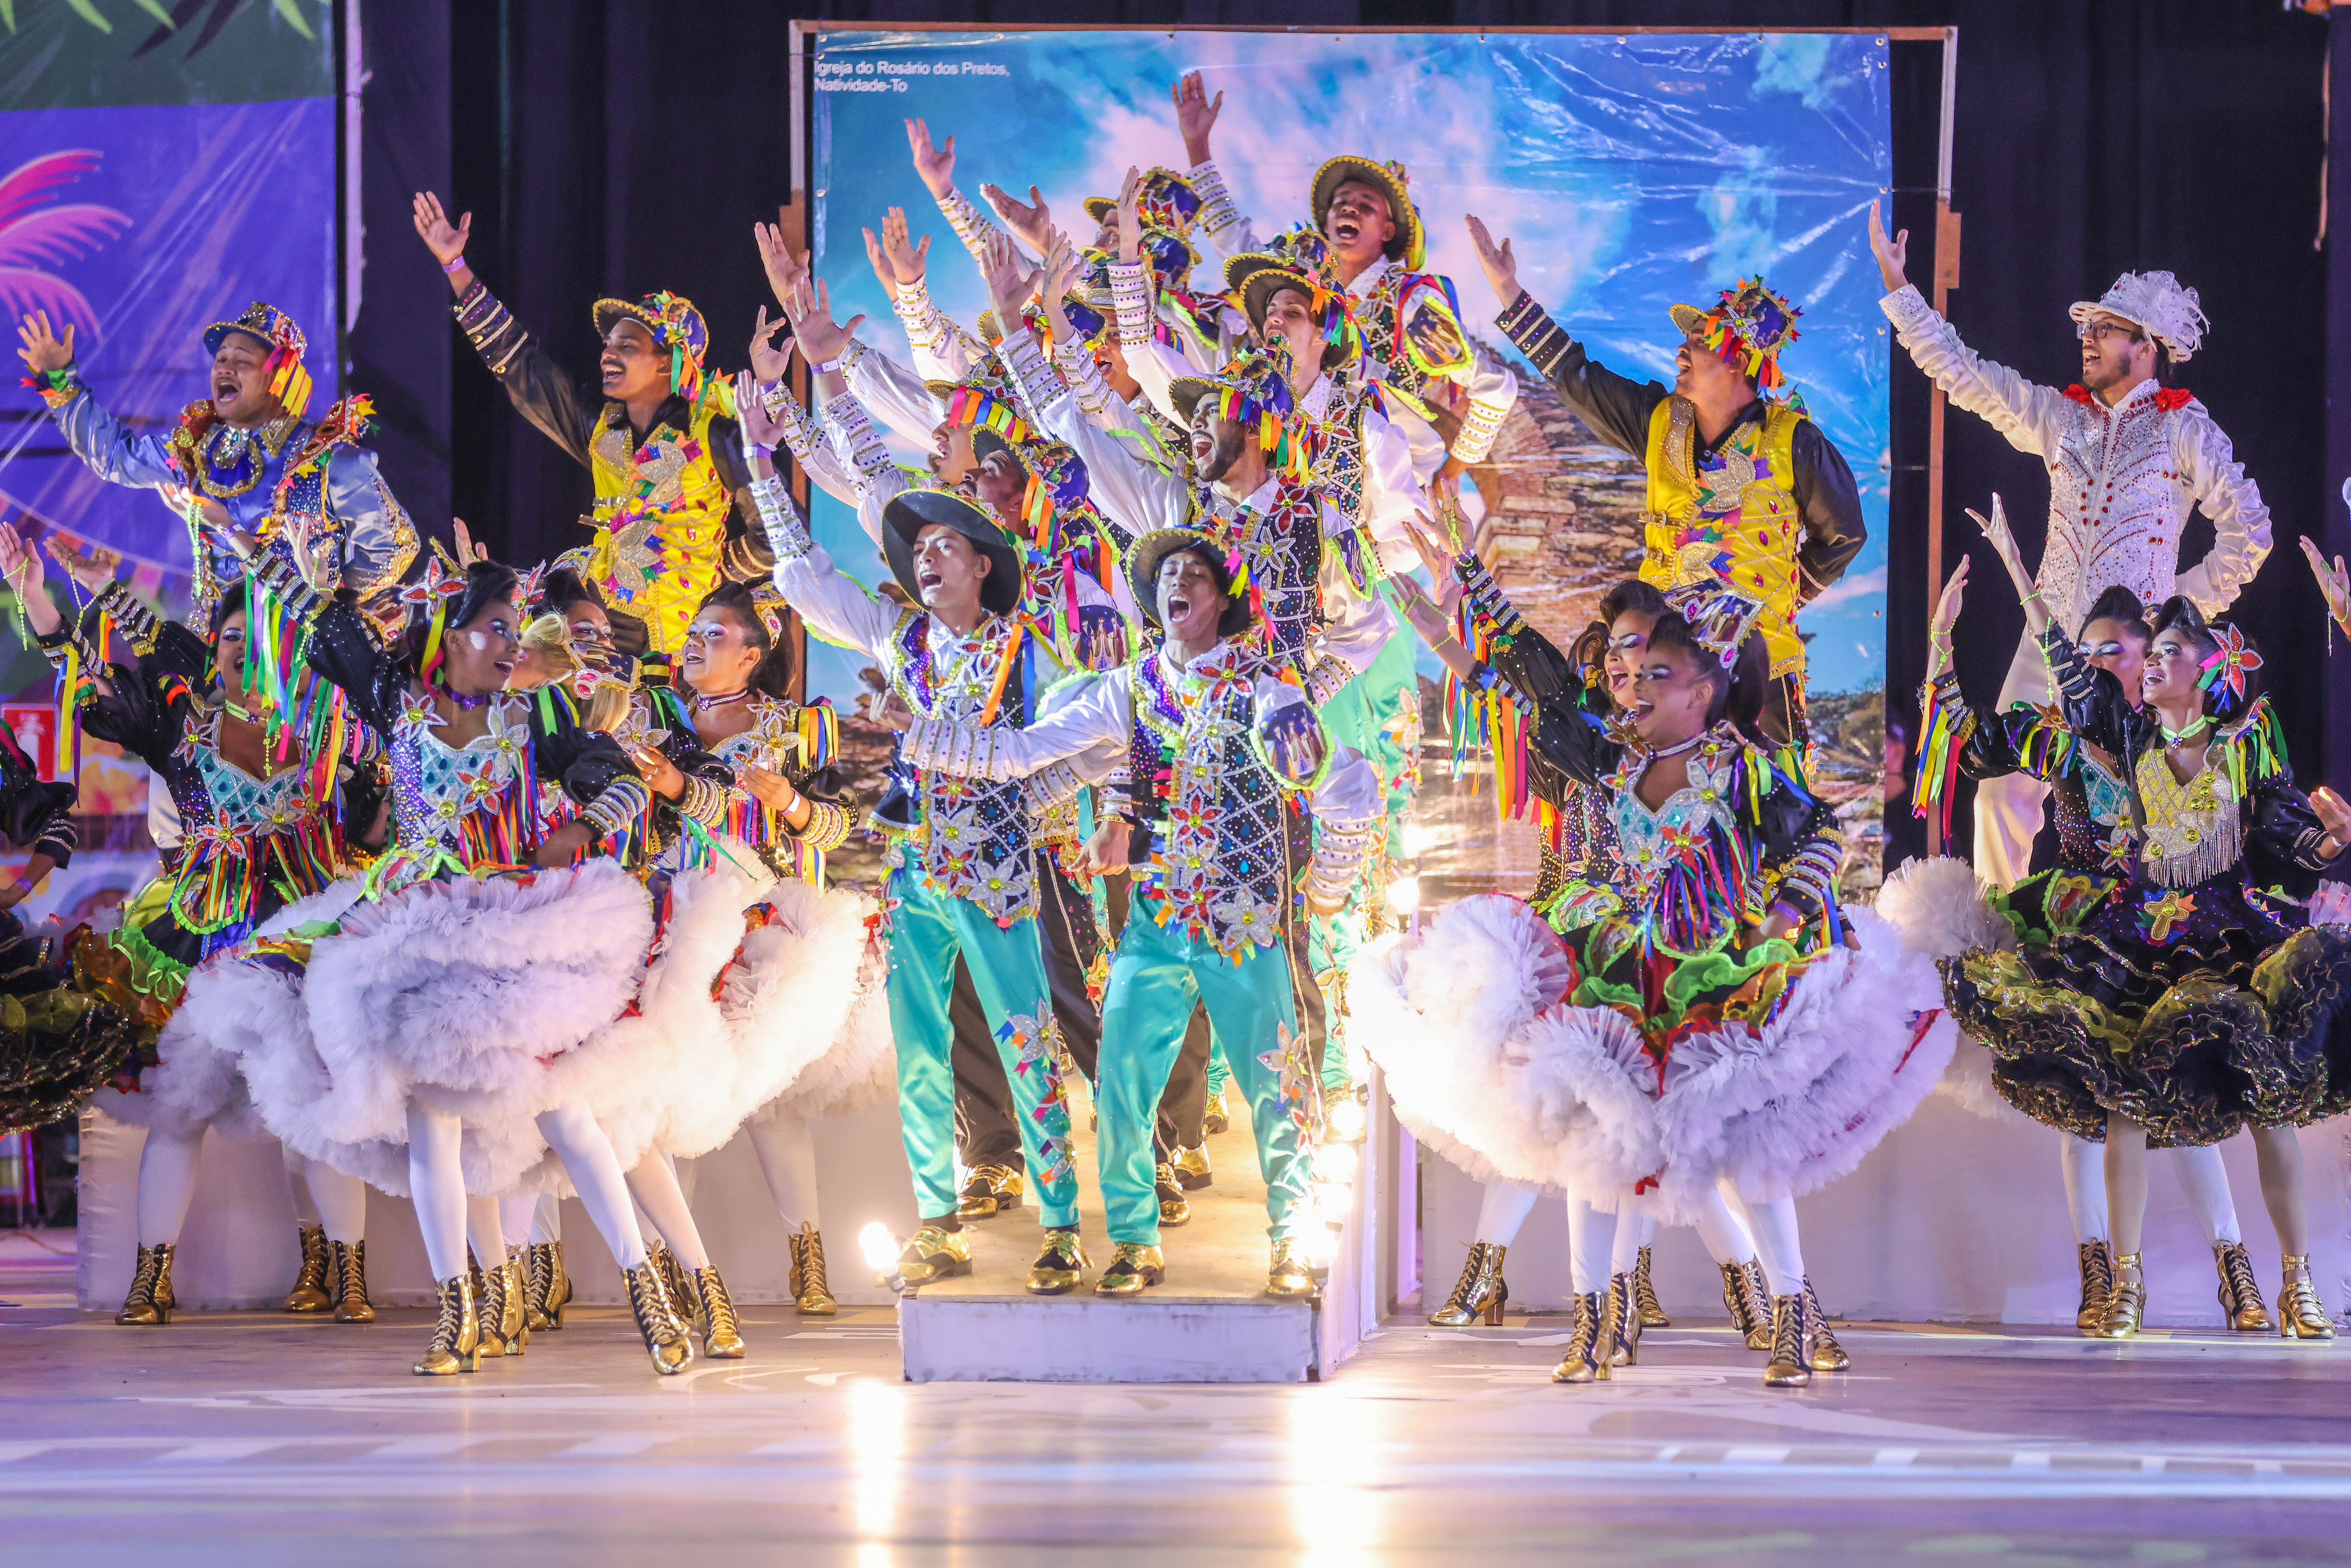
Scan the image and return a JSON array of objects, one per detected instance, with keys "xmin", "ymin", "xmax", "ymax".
[
  {"xmin": 0, "ymin": 0, "xmax": 339, "ymax": 590},
  {"xmin": 805, "ymin": 27, "xmax": 1893, "ymax": 893}
]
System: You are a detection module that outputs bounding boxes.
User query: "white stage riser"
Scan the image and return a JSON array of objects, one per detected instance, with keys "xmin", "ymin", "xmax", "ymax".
[{"xmin": 902, "ymin": 1297, "xmax": 1318, "ymax": 1383}]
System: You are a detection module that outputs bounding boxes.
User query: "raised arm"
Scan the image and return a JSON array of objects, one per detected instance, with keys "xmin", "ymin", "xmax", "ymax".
[
  {"xmin": 420, "ymin": 191, "xmax": 602, "ymax": 466},
  {"xmin": 1471, "ymin": 217, "xmax": 1662, "ymax": 458},
  {"xmin": 17, "ymin": 311, "xmax": 178, "ymax": 489},
  {"xmin": 2168, "ymin": 406, "xmax": 2272, "ymax": 616},
  {"xmin": 740, "ymin": 374, "xmax": 901, "ymax": 658}
]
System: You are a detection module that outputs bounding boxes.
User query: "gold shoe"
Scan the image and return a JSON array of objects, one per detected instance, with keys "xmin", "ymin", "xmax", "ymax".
[
  {"xmin": 2075, "ymin": 1240, "xmax": 2115, "ymax": 1332},
  {"xmin": 1634, "ymin": 1244, "xmax": 1669, "ymax": 1328},
  {"xmin": 1173, "ymin": 1143, "xmax": 1212, "ymax": 1191},
  {"xmin": 1155, "ymin": 1162, "xmax": 1192, "ymax": 1227},
  {"xmin": 1426, "ymin": 1242, "xmax": 1509, "ymax": 1328},
  {"xmin": 413, "ymin": 1273, "xmax": 481, "ymax": 1375},
  {"xmin": 497, "ymin": 1249, "xmax": 528, "ymax": 1351},
  {"xmin": 895, "ymin": 1224, "xmax": 974, "ymax": 1286},
  {"xmin": 1203, "ymin": 1089, "xmax": 1230, "ymax": 1135},
  {"xmin": 790, "ymin": 1221, "xmax": 838, "ymax": 1316},
  {"xmin": 1026, "ymin": 1226, "xmax": 1089, "ymax": 1296},
  {"xmin": 1803, "ymin": 1278, "xmax": 1849, "ymax": 1373},
  {"xmin": 687, "ymin": 1265, "xmax": 747, "ymax": 1357},
  {"xmin": 115, "ymin": 1242, "xmax": 175, "ymax": 1326},
  {"xmin": 1094, "ymin": 1242, "xmax": 1165, "ymax": 1296},
  {"xmin": 955, "ymin": 1164, "xmax": 1026, "ymax": 1220},
  {"xmin": 1600, "ymin": 1272, "xmax": 1641, "ymax": 1367},
  {"xmin": 2094, "ymin": 1251, "xmax": 2145, "ymax": 1339},
  {"xmin": 476, "ymin": 1253, "xmax": 515, "ymax": 1358},
  {"xmin": 1763, "ymin": 1293, "xmax": 1811, "ymax": 1387},
  {"xmin": 1741, "ymin": 1260, "xmax": 1773, "ymax": 1350},
  {"xmin": 2279, "ymin": 1253, "xmax": 2335, "ymax": 1340},
  {"xmin": 1552, "ymin": 1291, "xmax": 1607, "ymax": 1384},
  {"xmin": 647, "ymin": 1240, "xmax": 692, "ymax": 1328},
  {"xmin": 621, "ymin": 1258, "xmax": 694, "ymax": 1375},
  {"xmin": 525, "ymin": 1241, "xmax": 567, "ymax": 1331},
  {"xmin": 2215, "ymin": 1241, "xmax": 2275, "ymax": 1332},
  {"xmin": 1721, "ymin": 1261, "xmax": 1771, "ymax": 1351},
  {"xmin": 1267, "ymin": 1237, "xmax": 1317, "ymax": 1299},
  {"xmin": 284, "ymin": 1223, "xmax": 333, "ymax": 1313},
  {"xmin": 331, "ymin": 1240, "xmax": 375, "ymax": 1323}
]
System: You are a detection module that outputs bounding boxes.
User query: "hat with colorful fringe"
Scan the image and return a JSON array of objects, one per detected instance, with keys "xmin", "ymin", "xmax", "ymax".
[
  {"xmin": 1669, "ymin": 279, "xmax": 1802, "ymax": 392},
  {"xmin": 1127, "ymin": 526, "xmax": 1254, "ymax": 639},
  {"xmin": 592, "ymin": 291, "xmax": 711, "ymax": 403},
  {"xmin": 1223, "ymin": 224, "xmax": 1360, "ymax": 371},
  {"xmin": 881, "ymin": 489, "xmax": 1026, "ymax": 618},
  {"xmin": 202, "ymin": 302, "xmax": 314, "ymax": 422},
  {"xmin": 1166, "ymin": 351, "xmax": 1307, "ymax": 479}
]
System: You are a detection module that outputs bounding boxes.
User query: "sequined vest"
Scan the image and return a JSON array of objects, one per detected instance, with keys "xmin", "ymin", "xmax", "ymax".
[
  {"xmin": 888, "ymin": 612, "xmax": 1039, "ymax": 925},
  {"xmin": 1638, "ymin": 398, "xmax": 1806, "ymax": 678},
  {"xmin": 586, "ymin": 382, "xmax": 737, "ymax": 656}
]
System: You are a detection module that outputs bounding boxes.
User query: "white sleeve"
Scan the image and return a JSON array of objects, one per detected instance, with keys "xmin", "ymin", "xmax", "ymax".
[
  {"xmin": 1185, "ymin": 159, "xmax": 1258, "ymax": 260},
  {"xmin": 759, "ymin": 383, "xmax": 859, "ymax": 508},
  {"xmin": 1110, "ymin": 260, "xmax": 1193, "ymax": 422},
  {"xmin": 891, "ymin": 277, "xmax": 984, "ymax": 384},
  {"xmin": 1451, "ymin": 346, "xmax": 1518, "ymax": 465},
  {"xmin": 817, "ymin": 389, "xmax": 907, "ymax": 547},
  {"xmin": 754, "ymin": 479, "xmax": 899, "ymax": 659},
  {"xmin": 1304, "ymin": 588, "xmax": 1400, "ymax": 708},
  {"xmin": 1358, "ymin": 398, "xmax": 1429, "ymax": 572},
  {"xmin": 1880, "ymin": 283, "xmax": 2068, "ymax": 458},
  {"xmin": 898, "ymin": 668, "xmax": 1132, "ymax": 782},
  {"xmin": 842, "ymin": 339, "xmax": 945, "ymax": 448},
  {"xmin": 2169, "ymin": 407, "xmax": 2273, "ymax": 615}
]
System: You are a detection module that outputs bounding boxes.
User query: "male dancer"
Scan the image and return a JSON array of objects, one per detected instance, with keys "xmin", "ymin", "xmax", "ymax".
[
  {"xmin": 414, "ymin": 192, "xmax": 769, "ymax": 654},
  {"xmin": 1463, "ymin": 214, "xmax": 1866, "ymax": 747},
  {"xmin": 886, "ymin": 527, "xmax": 1381, "ymax": 1296},
  {"xmin": 1867, "ymin": 203, "xmax": 2272, "ymax": 884},
  {"xmin": 17, "ymin": 305, "xmax": 415, "ymax": 609}
]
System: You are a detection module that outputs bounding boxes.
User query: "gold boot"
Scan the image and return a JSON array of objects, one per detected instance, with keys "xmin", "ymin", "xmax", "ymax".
[
  {"xmin": 1803, "ymin": 1278, "xmax": 1849, "ymax": 1373},
  {"xmin": 686, "ymin": 1265, "xmax": 746, "ymax": 1357},
  {"xmin": 497, "ymin": 1249, "xmax": 528, "ymax": 1352},
  {"xmin": 1634, "ymin": 1244, "xmax": 1669, "ymax": 1328},
  {"xmin": 413, "ymin": 1273, "xmax": 480, "ymax": 1375},
  {"xmin": 1426, "ymin": 1242, "xmax": 1509, "ymax": 1328},
  {"xmin": 332, "ymin": 1239, "xmax": 376, "ymax": 1323},
  {"xmin": 1267, "ymin": 1237, "xmax": 1317, "ymax": 1299},
  {"xmin": 791, "ymin": 1221, "xmax": 838, "ymax": 1315},
  {"xmin": 2215, "ymin": 1241, "xmax": 2274, "ymax": 1332},
  {"xmin": 1026, "ymin": 1227, "xmax": 1088, "ymax": 1296},
  {"xmin": 954, "ymin": 1164, "xmax": 1025, "ymax": 1220},
  {"xmin": 2094, "ymin": 1251, "xmax": 2145, "ymax": 1339},
  {"xmin": 476, "ymin": 1253, "xmax": 514, "ymax": 1358},
  {"xmin": 115, "ymin": 1242, "xmax": 175, "ymax": 1326},
  {"xmin": 284, "ymin": 1223, "xmax": 332, "ymax": 1313},
  {"xmin": 1094, "ymin": 1242, "xmax": 1165, "ymax": 1296},
  {"xmin": 2074, "ymin": 1240, "xmax": 2115, "ymax": 1332},
  {"xmin": 1721, "ymin": 1261, "xmax": 1771, "ymax": 1351},
  {"xmin": 647, "ymin": 1241, "xmax": 692, "ymax": 1328},
  {"xmin": 2279, "ymin": 1253, "xmax": 2335, "ymax": 1340},
  {"xmin": 1203, "ymin": 1089, "xmax": 1230, "ymax": 1135},
  {"xmin": 1552, "ymin": 1292, "xmax": 1608, "ymax": 1384},
  {"xmin": 1155, "ymin": 1162, "xmax": 1191, "ymax": 1227},
  {"xmin": 1763, "ymin": 1293, "xmax": 1811, "ymax": 1387},
  {"xmin": 523, "ymin": 1242, "xmax": 561, "ymax": 1331},
  {"xmin": 1741, "ymin": 1260, "xmax": 1773, "ymax": 1349},
  {"xmin": 895, "ymin": 1224, "xmax": 974, "ymax": 1286},
  {"xmin": 550, "ymin": 1241, "xmax": 573, "ymax": 1326},
  {"xmin": 1174, "ymin": 1143, "xmax": 1212, "ymax": 1191},
  {"xmin": 1602, "ymin": 1272, "xmax": 1641, "ymax": 1367},
  {"xmin": 621, "ymin": 1258, "xmax": 694, "ymax": 1375}
]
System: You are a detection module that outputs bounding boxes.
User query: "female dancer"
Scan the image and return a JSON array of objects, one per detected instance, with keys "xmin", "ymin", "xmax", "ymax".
[
  {"xmin": 1, "ymin": 528, "xmax": 381, "ymax": 1328},
  {"xmin": 1941, "ymin": 571, "xmax": 2351, "ymax": 1338},
  {"xmin": 197, "ymin": 549, "xmax": 697, "ymax": 1376},
  {"xmin": 1885, "ymin": 501, "xmax": 2275, "ymax": 1333},
  {"xmin": 603, "ymin": 577, "xmax": 884, "ymax": 1334},
  {"xmin": 1355, "ymin": 567, "xmax": 1952, "ymax": 1386},
  {"xmin": 1397, "ymin": 543, "xmax": 1770, "ymax": 1349}
]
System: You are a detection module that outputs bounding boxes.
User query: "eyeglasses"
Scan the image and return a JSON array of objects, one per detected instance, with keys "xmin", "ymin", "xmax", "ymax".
[{"xmin": 2075, "ymin": 320, "xmax": 2140, "ymax": 345}]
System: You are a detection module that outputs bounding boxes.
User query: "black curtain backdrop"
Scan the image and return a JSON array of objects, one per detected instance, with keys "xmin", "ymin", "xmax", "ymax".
[{"xmin": 355, "ymin": 1, "xmax": 2340, "ymax": 846}]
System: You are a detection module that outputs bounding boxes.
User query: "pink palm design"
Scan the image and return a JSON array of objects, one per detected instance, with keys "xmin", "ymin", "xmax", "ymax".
[{"xmin": 0, "ymin": 151, "xmax": 131, "ymax": 338}]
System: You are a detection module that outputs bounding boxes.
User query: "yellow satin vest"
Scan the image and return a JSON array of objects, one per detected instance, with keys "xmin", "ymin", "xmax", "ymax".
[
  {"xmin": 1637, "ymin": 396, "xmax": 1808, "ymax": 679},
  {"xmin": 585, "ymin": 376, "xmax": 739, "ymax": 655}
]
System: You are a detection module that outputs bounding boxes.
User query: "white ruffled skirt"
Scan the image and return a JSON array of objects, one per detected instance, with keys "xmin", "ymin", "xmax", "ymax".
[{"xmin": 1872, "ymin": 854, "xmax": 2036, "ymax": 1127}]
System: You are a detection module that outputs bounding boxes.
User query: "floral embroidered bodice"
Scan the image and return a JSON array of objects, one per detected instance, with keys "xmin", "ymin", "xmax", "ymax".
[
  {"xmin": 888, "ymin": 612, "xmax": 1038, "ymax": 924},
  {"xmin": 385, "ymin": 692, "xmax": 535, "ymax": 874},
  {"xmin": 173, "ymin": 708, "xmax": 326, "ymax": 849},
  {"xmin": 2135, "ymin": 749, "xmax": 2241, "ymax": 889}
]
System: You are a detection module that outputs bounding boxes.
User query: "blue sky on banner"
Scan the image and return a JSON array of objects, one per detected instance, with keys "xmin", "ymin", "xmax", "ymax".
[{"xmin": 808, "ymin": 28, "xmax": 1893, "ymax": 699}]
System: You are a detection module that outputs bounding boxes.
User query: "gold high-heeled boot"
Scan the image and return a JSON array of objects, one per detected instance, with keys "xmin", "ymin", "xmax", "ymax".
[
  {"xmin": 413, "ymin": 1273, "xmax": 480, "ymax": 1375},
  {"xmin": 497, "ymin": 1248, "xmax": 528, "ymax": 1352},
  {"xmin": 2279, "ymin": 1253, "xmax": 2335, "ymax": 1340},
  {"xmin": 622, "ymin": 1258, "xmax": 694, "ymax": 1374},
  {"xmin": 1634, "ymin": 1244, "xmax": 1669, "ymax": 1328},
  {"xmin": 332, "ymin": 1239, "xmax": 375, "ymax": 1323},
  {"xmin": 1763, "ymin": 1292, "xmax": 1811, "ymax": 1387},
  {"xmin": 284, "ymin": 1223, "xmax": 332, "ymax": 1313},
  {"xmin": 523, "ymin": 1242, "xmax": 555, "ymax": 1331},
  {"xmin": 647, "ymin": 1240, "xmax": 692, "ymax": 1327},
  {"xmin": 1720, "ymin": 1261, "xmax": 1771, "ymax": 1351},
  {"xmin": 2215, "ymin": 1241, "xmax": 2275, "ymax": 1332},
  {"xmin": 115, "ymin": 1242, "xmax": 175, "ymax": 1326},
  {"xmin": 1552, "ymin": 1291, "xmax": 1608, "ymax": 1384},
  {"xmin": 1426, "ymin": 1242, "xmax": 1509, "ymax": 1328},
  {"xmin": 1602, "ymin": 1272, "xmax": 1641, "ymax": 1367},
  {"xmin": 791, "ymin": 1222, "xmax": 838, "ymax": 1315},
  {"xmin": 2094, "ymin": 1251, "xmax": 2145, "ymax": 1339},
  {"xmin": 1802, "ymin": 1278, "xmax": 1849, "ymax": 1372},
  {"xmin": 476, "ymin": 1254, "xmax": 516, "ymax": 1358},
  {"xmin": 2075, "ymin": 1240, "xmax": 2115, "ymax": 1332},
  {"xmin": 685, "ymin": 1265, "xmax": 746, "ymax": 1357}
]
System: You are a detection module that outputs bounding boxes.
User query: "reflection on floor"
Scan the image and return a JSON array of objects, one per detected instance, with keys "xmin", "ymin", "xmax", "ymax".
[{"xmin": 5, "ymin": 1229, "xmax": 2348, "ymax": 1564}]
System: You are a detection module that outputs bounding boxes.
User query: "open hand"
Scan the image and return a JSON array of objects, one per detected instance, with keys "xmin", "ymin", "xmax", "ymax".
[
  {"xmin": 786, "ymin": 278, "xmax": 864, "ymax": 367},
  {"xmin": 981, "ymin": 183, "xmax": 1051, "ymax": 254},
  {"xmin": 733, "ymin": 370, "xmax": 788, "ymax": 452},
  {"xmin": 979, "ymin": 229, "xmax": 1041, "ymax": 328},
  {"xmin": 1172, "ymin": 71, "xmax": 1222, "ymax": 164},
  {"xmin": 905, "ymin": 118, "xmax": 955, "ymax": 198},
  {"xmin": 1930, "ymin": 555, "xmax": 1969, "ymax": 659},
  {"xmin": 1462, "ymin": 215, "xmax": 1520, "ymax": 308},
  {"xmin": 2302, "ymin": 534, "xmax": 2351, "ymax": 632},
  {"xmin": 740, "ymin": 762, "xmax": 802, "ymax": 815},
  {"xmin": 1040, "ymin": 229, "xmax": 1082, "ymax": 333},
  {"xmin": 754, "ymin": 221, "xmax": 810, "ymax": 310},
  {"xmin": 747, "ymin": 305, "xmax": 792, "ymax": 383},
  {"xmin": 411, "ymin": 191, "xmax": 470, "ymax": 266},
  {"xmin": 1114, "ymin": 165, "xmax": 1144, "ymax": 267},
  {"xmin": 15, "ymin": 311, "xmax": 74, "ymax": 376},
  {"xmin": 2314, "ymin": 785, "xmax": 2351, "ymax": 858},
  {"xmin": 1867, "ymin": 200, "xmax": 1910, "ymax": 294},
  {"xmin": 450, "ymin": 516, "xmax": 490, "ymax": 565},
  {"xmin": 45, "ymin": 534, "xmax": 120, "ymax": 593}
]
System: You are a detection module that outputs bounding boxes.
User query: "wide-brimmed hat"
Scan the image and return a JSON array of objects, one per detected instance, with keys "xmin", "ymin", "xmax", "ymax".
[
  {"xmin": 2068, "ymin": 271, "xmax": 2207, "ymax": 362},
  {"xmin": 202, "ymin": 301, "xmax": 313, "ymax": 421},
  {"xmin": 1310, "ymin": 155, "xmax": 1424, "ymax": 270},
  {"xmin": 1223, "ymin": 226, "xmax": 1360, "ymax": 372},
  {"xmin": 1127, "ymin": 527, "xmax": 1253, "ymax": 639},
  {"xmin": 1668, "ymin": 279, "xmax": 1803, "ymax": 391},
  {"xmin": 882, "ymin": 489, "xmax": 1025, "ymax": 618},
  {"xmin": 592, "ymin": 291, "xmax": 711, "ymax": 402},
  {"xmin": 1082, "ymin": 167, "xmax": 1207, "ymax": 238}
]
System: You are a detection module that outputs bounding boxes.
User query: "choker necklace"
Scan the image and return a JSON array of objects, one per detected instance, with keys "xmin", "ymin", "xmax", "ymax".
[
  {"xmin": 693, "ymin": 689, "xmax": 751, "ymax": 715},
  {"xmin": 1646, "ymin": 731, "xmax": 1707, "ymax": 761},
  {"xmin": 436, "ymin": 688, "xmax": 497, "ymax": 711},
  {"xmin": 2160, "ymin": 715, "xmax": 2211, "ymax": 745}
]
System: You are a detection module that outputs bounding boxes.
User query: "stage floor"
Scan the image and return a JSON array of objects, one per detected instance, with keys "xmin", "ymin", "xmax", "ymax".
[{"xmin": 5, "ymin": 1230, "xmax": 2348, "ymax": 1564}]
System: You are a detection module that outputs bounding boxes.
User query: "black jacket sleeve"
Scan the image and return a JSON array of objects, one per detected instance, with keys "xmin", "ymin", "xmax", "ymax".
[
  {"xmin": 1791, "ymin": 420, "xmax": 1867, "ymax": 600},
  {"xmin": 451, "ymin": 277, "xmax": 600, "ymax": 467},
  {"xmin": 1495, "ymin": 291, "xmax": 1663, "ymax": 457},
  {"xmin": 0, "ymin": 725, "xmax": 76, "ymax": 867}
]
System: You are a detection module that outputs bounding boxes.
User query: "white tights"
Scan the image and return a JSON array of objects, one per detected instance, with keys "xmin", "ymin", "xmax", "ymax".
[
  {"xmin": 2061, "ymin": 1132, "xmax": 2243, "ymax": 1247},
  {"xmin": 627, "ymin": 1152, "xmax": 711, "ymax": 1270},
  {"xmin": 1467, "ymin": 1178, "xmax": 1759, "ymax": 1296},
  {"xmin": 497, "ymin": 1190, "xmax": 538, "ymax": 1251},
  {"xmin": 532, "ymin": 1191, "xmax": 561, "ymax": 1245},
  {"xmin": 134, "ymin": 1126, "xmax": 204, "ymax": 1249},
  {"xmin": 304, "ymin": 1159, "xmax": 368, "ymax": 1245},
  {"xmin": 746, "ymin": 1110, "xmax": 821, "ymax": 1232},
  {"xmin": 406, "ymin": 1101, "xmax": 645, "ymax": 1284},
  {"xmin": 1727, "ymin": 1190, "xmax": 1808, "ymax": 1298}
]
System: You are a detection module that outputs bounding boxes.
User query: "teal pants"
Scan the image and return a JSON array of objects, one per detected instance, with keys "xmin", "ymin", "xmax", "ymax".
[
  {"xmin": 886, "ymin": 856, "xmax": 1079, "ymax": 1228},
  {"xmin": 1097, "ymin": 904, "xmax": 1313, "ymax": 1246}
]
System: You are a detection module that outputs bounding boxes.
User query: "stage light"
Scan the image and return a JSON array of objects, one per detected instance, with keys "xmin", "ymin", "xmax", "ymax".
[
  {"xmin": 1386, "ymin": 876, "xmax": 1420, "ymax": 917},
  {"xmin": 1326, "ymin": 1096, "xmax": 1367, "ymax": 1145},
  {"xmin": 858, "ymin": 1221, "xmax": 901, "ymax": 1282},
  {"xmin": 1400, "ymin": 823, "xmax": 1429, "ymax": 860},
  {"xmin": 1313, "ymin": 1182, "xmax": 1354, "ymax": 1228},
  {"xmin": 1305, "ymin": 1223, "xmax": 1342, "ymax": 1268},
  {"xmin": 1315, "ymin": 1141, "xmax": 1359, "ymax": 1186}
]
